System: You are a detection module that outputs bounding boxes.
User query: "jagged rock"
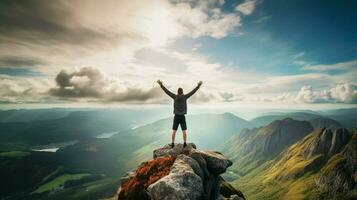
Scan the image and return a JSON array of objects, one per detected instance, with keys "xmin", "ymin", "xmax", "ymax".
[
  {"xmin": 217, "ymin": 194, "xmax": 245, "ymax": 200},
  {"xmin": 305, "ymin": 128, "xmax": 351, "ymax": 159},
  {"xmin": 147, "ymin": 155, "xmax": 204, "ymax": 200},
  {"xmin": 329, "ymin": 128, "xmax": 350, "ymax": 156},
  {"xmin": 219, "ymin": 179, "xmax": 245, "ymax": 200},
  {"xmin": 153, "ymin": 143, "xmax": 196, "ymax": 158},
  {"xmin": 188, "ymin": 150, "xmax": 210, "ymax": 178},
  {"xmin": 117, "ymin": 143, "xmax": 244, "ymax": 200},
  {"xmin": 315, "ymin": 132, "xmax": 357, "ymax": 198},
  {"xmin": 177, "ymin": 154, "xmax": 204, "ymax": 180},
  {"xmin": 196, "ymin": 150, "xmax": 233, "ymax": 174}
]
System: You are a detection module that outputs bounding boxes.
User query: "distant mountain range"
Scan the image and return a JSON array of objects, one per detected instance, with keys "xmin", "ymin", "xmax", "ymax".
[
  {"xmin": 250, "ymin": 108, "xmax": 357, "ymax": 128},
  {"xmin": 0, "ymin": 108, "xmax": 356, "ymax": 199}
]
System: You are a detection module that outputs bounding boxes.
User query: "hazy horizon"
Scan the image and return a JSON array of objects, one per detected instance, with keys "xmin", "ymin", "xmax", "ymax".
[{"xmin": 1, "ymin": 105, "xmax": 356, "ymax": 121}]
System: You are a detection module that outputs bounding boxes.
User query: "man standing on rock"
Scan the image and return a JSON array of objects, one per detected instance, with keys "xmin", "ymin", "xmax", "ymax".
[{"xmin": 157, "ymin": 80, "xmax": 203, "ymax": 148}]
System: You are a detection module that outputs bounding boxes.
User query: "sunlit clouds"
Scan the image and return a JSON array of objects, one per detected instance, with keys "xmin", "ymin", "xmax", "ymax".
[{"xmin": 0, "ymin": 0, "xmax": 356, "ymax": 107}]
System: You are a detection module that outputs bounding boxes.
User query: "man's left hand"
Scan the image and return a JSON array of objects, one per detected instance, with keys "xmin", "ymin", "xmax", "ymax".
[{"xmin": 198, "ymin": 81, "xmax": 203, "ymax": 86}]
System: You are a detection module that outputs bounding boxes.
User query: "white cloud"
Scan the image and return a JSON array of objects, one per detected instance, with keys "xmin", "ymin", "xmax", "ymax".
[
  {"xmin": 302, "ymin": 59, "xmax": 357, "ymax": 71},
  {"xmin": 278, "ymin": 83, "xmax": 357, "ymax": 104},
  {"xmin": 235, "ymin": 0, "xmax": 258, "ymax": 15},
  {"xmin": 3, "ymin": 0, "xmax": 355, "ymax": 108},
  {"xmin": 0, "ymin": 0, "xmax": 249, "ymax": 80},
  {"xmin": 172, "ymin": 2, "xmax": 241, "ymax": 39},
  {"xmin": 293, "ymin": 52, "xmax": 305, "ymax": 59},
  {"xmin": 330, "ymin": 83, "xmax": 357, "ymax": 103},
  {"xmin": 295, "ymin": 86, "xmax": 331, "ymax": 103},
  {"xmin": 293, "ymin": 60, "xmax": 309, "ymax": 66},
  {"xmin": 0, "ymin": 75, "xmax": 53, "ymax": 104}
]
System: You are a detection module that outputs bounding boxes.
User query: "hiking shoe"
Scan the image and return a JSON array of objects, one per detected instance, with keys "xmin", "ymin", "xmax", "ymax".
[
  {"xmin": 171, "ymin": 143, "xmax": 174, "ymax": 148},
  {"xmin": 183, "ymin": 142, "xmax": 187, "ymax": 148}
]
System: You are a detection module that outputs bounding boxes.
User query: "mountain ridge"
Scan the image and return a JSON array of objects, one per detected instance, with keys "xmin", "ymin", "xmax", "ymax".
[{"xmin": 223, "ymin": 118, "xmax": 357, "ymax": 199}]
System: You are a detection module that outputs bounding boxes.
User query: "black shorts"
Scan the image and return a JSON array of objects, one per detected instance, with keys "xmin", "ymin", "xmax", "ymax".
[{"xmin": 172, "ymin": 114, "xmax": 187, "ymax": 131}]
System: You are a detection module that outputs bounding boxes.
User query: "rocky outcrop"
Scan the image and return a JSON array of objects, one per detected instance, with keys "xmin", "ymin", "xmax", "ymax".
[
  {"xmin": 315, "ymin": 131, "xmax": 357, "ymax": 198},
  {"xmin": 304, "ymin": 128, "xmax": 351, "ymax": 159},
  {"xmin": 117, "ymin": 143, "xmax": 245, "ymax": 200}
]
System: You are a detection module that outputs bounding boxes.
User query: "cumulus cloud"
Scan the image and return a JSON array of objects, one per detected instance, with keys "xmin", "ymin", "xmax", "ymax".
[
  {"xmin": 295, "ymin": 86, "xmax": 331, "ymax": 103},
  {"xmin": 330, "ymin": 83, "xmax": 357, "ymax": 103},
  {"xmin": 292, "ymin": 83, "xmax": 357, "ymax": 104},
  {"xmin": 49, "ymin": 67, "xmax": 164, "ymax": 102}
]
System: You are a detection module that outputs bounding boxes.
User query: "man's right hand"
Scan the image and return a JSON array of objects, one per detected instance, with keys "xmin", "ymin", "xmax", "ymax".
[{"xmin": 157, "ymin": 80, "xmax": 163, "ymax": 86}]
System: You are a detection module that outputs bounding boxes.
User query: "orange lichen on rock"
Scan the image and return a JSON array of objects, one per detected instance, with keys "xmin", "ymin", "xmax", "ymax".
[{"xmin": 118, "ymin": 156, "xmax": 176, "ymax": 200}]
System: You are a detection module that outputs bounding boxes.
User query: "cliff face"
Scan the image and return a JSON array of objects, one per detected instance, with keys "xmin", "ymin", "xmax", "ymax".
[
  {"xmin": 303, "ymin": 128, "xmax": 351, "ymax": 159},
  {"xmin": 315, "ymin": 131, "xmax": 357, "ymax": 198},
  {"xmin": 116, "ymin": 143, "xmax": 245, "ymax": 200}
]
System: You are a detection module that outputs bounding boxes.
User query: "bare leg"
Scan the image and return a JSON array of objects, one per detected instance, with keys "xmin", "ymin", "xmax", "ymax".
[
  {"xmin": 182, "ymin": 130, "xmax": 187, "ymax": 144},
  {"xmin": 171, "ymin": 130, "xmax": 177, "ymax": 144}
]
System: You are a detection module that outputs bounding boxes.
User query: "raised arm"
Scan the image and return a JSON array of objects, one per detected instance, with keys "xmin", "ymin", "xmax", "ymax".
[
  {"xmin": 185, "ymin": 81, "xmax": 202, "ymax": 99},
  {"xmin": 157, "ymin": 80, "xmax": 176, "ymax": 99}
]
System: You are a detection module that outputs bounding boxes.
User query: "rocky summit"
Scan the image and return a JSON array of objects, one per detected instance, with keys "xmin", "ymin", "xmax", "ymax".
[{"xmin": 116, "ymin": 143, "xmax": 245, "ymax": 200}]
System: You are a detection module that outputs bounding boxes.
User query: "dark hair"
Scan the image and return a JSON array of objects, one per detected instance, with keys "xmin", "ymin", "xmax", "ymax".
[{"xmin": 177, "ymin": 88, "xmax": 183, "ymax": 95}]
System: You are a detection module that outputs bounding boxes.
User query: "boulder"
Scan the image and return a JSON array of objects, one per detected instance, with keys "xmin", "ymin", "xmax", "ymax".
[
  {"xmin": 147, "ymin": 155, "xmax": 204, "ymax": 200},
  {"xmin": 189, "ymin": 150, "xmax": 210, "ymax": 178},
  {"xmin": 176, "ymin": 154, "xmax": 204, "ymax": 180},
  {"xmin": 195, "ymin": 150, "xmax": 233, "ymax": 174}
]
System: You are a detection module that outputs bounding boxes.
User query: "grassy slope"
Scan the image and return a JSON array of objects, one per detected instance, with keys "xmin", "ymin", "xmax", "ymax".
[
  {"xmin": 48, "ymin": 178, "xmax": 120, "ymax": 200},
  {"xmin": 0, "ymin": 150, "xmax": 31, "ymax": 158},
  {"xmin": 33, "ymin": 173, "xmax": 90, "ymax": 194},
  {"xmin": 230, "ymin": 129, "xmax": 325, "ymax": 200}
]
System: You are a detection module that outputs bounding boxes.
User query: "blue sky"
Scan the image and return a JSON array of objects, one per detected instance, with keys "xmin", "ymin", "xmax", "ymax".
[
  {"xmin": 0, "ymin": 0, "xmax": 356, "ymax": 108},
  {"xmin": 175, "ymin": 0, "xmax": 357, "ymax": 75}
]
